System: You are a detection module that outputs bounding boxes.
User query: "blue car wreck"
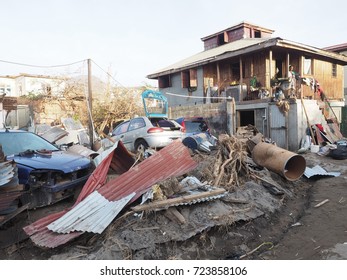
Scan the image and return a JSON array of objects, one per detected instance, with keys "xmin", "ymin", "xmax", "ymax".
[{"xmin": 0, "ymin": 129, "xmax": 94, "ymax": 209}]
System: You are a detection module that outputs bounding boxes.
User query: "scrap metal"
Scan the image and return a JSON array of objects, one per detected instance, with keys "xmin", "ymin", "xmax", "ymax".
[
  {"xmin": 67, "ymin": 144, "xmax": 99, "ymax": 159},
  {"xmin": 24, "ymin": 140, "xmax": 197, "ymax": 248},
  {"xmin": 47, "ymin": 140, "xmax": 197, "ymax": 234},
  {"xmin": 40, "ymin": 126, "xmax": 69, "ymax": 144},
  {"xmin": 304, "ymin": 165, "xmax": 341, "ymax": 178},
  {"xmin": 0, "ymin": 161, "xmax": 15, "ymax": 187}
]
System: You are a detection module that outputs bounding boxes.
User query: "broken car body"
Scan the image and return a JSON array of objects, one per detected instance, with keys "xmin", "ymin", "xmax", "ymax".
[
  {"xmin": 111, "ymin": 90, "xmax": 184, "ymax": 153},
  {"xmin": 0, "ymin": 129, "xmax": 94, "ymax": 209}
]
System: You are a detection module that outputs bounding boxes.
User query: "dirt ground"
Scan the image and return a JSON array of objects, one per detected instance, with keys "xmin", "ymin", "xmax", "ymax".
[{"xmin": 1, "ymin": 151, "xmax": 346, "ymax": 260}]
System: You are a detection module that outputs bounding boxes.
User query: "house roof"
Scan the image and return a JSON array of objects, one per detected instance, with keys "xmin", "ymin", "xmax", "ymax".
[
  {"xmin": 147, "ymin": 37, "xmax": 347, "ymax": 79},
  {"xmin": 323, "ymin": 43, "xmax": 347, "ymax": 52}
]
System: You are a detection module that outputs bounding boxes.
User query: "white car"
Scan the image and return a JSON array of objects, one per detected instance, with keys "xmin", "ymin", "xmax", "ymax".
[{"xmin": 111, "ymin": 116, "xmax": 184, "ymax": 153}]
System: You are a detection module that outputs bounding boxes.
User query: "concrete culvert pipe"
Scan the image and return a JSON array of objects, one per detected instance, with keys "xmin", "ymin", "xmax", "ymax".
[{"xmin": 252, "ymin": 142, "xmax": 306, "ymax": 181}]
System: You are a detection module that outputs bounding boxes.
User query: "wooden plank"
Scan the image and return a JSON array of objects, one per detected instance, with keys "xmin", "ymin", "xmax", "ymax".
[
  {"xmin": 328, "ymin": 121, "xmax": 343, "ymax": 139},
  {"xmin": 132, "ymin": 188, "xmax": 226, "ymax": 212},
  {"xmin": 164, "ymin": 207, "xmax": 186, "ymax": 224}
]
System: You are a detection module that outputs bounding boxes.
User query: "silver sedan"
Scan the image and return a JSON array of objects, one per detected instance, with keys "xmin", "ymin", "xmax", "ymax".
[{"xmin": 111, "ymin": 116, "xmax": 184, "ymax": 153}]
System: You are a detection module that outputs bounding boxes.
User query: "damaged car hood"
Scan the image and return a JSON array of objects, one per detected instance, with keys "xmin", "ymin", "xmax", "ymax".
[{"xmin": 8, "ymin": 151, "xmax": 91, "ymax": 173}]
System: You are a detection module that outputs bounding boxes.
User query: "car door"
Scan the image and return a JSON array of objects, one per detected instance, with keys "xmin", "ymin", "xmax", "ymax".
[
  {"xmin": 127, "ymin": 118, "xmax": 147, "ymax": 151},
  {"xmin": 112, "ymin": 121, "xmax": 132, "ymax": 150}
]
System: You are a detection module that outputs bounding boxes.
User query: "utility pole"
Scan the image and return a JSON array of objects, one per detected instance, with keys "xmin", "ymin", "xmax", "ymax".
[{"xmin": 87, "ymin": 59, "xmax": 94, "ymax": 148}]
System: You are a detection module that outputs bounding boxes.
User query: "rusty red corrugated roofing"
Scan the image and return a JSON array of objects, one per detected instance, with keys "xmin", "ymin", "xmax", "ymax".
[
  {"xmin": 23, "ymin": 141, "xmax": 130, "ymax": 246},
  {"xmin": 47, "ymin": 140, "xmax": 198, "ymax": 235},
  {"xmin": 24, "ymin": 140, "xmax": 197, "ymax": 248}
]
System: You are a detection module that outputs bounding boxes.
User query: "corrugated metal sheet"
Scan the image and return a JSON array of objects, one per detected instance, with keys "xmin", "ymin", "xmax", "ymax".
[
  {"xmin": 0, "ymin": 159, "xmax": 21, "ymax": 216},
  {"xmin": 24, "ymin": 140, "xmax": 197, "ymax": 248},
  {"xmin": 40, "ymin": 126, "xmax": 68, "ymax": 143},
  {"xmin": 68, "ymin": 144, "xmax": 99, "ymax": 159},
  {"xmin": 23, "ymin": 143, "xmax": 128, "ymax": 246},
  {"xmin": 269, "ymin": 103, "xmax": 286, "ymax": 148},
  {"xmin": 98, "ymin": 140, "xmax": 198, "ymax": 203},
  {"xmin": 304, "ymin": 165, "xmax": 341, "ymax": 178},
  {"xmin": 0, "ymin": 161, "xmax": 15, "ymax": 187},
  {"xmin": 0, "ymin": 161, "xmax": 19, "ymax": 191},
  {"xmin": 48, "ymin": 191, "xmax": 135, "ymax": 234},
  {"xmin": 48, "ymin": 140, "xmax": 197, "ymax": 234},
  {"xmin": 93, "ymin": 141, "xmax": 135, "ymax": 174}
]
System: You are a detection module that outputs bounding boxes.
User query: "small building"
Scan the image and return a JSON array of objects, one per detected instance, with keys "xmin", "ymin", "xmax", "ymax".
[
  {"xmin": 0, "ymin": 73, "xmax": 65, "ymax": 97},
  {"xmin": 0, "ymin": 73, "xmax": 66, "ymax": 129},
  {"xmin": 147, "ymin": 22, "xmax": 347, "ymax": 150}
]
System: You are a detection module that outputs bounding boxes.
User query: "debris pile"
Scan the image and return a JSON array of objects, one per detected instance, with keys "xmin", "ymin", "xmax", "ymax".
[
  {"xmin": 0, "ymin": 145, "xmax": 27, "ymax": 227},
  {"xmin": 213, "ymin": 134, "xmax": 252, "ymax": 189}
]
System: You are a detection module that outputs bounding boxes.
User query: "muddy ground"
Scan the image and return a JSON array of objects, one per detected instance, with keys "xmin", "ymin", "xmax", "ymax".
[{"xmin": 0, "ymin": 151, "xmax": 346, "ymax": 260}]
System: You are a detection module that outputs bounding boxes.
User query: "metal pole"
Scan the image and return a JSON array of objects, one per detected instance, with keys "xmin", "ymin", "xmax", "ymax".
[{"xmin": 87, "ymin": 59, "xmax": 94, "ymax": 148}]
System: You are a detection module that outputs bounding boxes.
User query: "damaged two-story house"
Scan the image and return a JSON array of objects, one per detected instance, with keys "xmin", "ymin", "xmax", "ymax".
[{"xmin": 147, "ymin": 22, "xmax": 347, "ymax": 151}]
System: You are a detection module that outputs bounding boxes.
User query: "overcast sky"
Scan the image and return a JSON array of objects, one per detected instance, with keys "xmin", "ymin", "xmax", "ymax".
[{"xmin": 0, "ymin": 0, "xmax": 345, "ymax": 87}]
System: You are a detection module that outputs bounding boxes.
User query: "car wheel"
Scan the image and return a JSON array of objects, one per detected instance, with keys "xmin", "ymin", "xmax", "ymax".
[{"xmin": 135, "ymin": 140, "xmax": 149, "ymax": 154}]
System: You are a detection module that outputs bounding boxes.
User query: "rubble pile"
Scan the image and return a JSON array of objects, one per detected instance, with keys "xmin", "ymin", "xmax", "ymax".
[{"xmin": 213, "ymin": 134, "xmax": 252, "ymax": 189}]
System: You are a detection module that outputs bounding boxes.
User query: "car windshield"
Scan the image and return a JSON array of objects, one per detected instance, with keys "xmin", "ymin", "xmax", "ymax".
[{"xmin": 0, "ymin": 132, "xmax": 59, "ymax": 156}]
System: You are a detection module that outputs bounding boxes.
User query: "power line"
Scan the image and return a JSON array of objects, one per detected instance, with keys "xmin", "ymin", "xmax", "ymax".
[
  {"xmin": 0, "ymin": 58, "xmax": 86, "ymax": 68},
  {"xmin": 164, "ymin": 91, "xmax": 232, "ymax": 100},
  {"xmin": 91, "ymin": 59, "xmax": 128, "ymax": 90}
]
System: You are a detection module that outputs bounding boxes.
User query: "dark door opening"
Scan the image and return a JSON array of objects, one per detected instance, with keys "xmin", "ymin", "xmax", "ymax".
[{"xmin": 239, "ymin": 110, "xmax": 255, "ymax": 126}]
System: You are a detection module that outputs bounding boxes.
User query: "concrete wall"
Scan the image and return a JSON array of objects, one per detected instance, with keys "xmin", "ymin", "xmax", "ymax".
[
  {"xmin": 169, "ymin": 102, "xmax": 228, "ymax": 136},
  {"xmin": 169, "ymin": 99, "xmax": 334, "ymax": 151}
]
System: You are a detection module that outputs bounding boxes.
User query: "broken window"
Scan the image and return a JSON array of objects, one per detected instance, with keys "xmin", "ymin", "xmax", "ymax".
[{"xmin": 217, "ymin": 32, "xmax": 228, "ymax": 46}]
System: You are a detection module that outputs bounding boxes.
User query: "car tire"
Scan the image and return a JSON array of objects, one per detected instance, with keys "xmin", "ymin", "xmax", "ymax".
[{"xmin": 135, "ymin": 139, "xmax": 149, "ymax": 153}]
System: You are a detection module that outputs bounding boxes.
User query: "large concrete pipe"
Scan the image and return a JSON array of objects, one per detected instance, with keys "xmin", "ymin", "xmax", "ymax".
[{"xmin": 252, "ymin": 142, "xmax": 306, "ymax": 181}]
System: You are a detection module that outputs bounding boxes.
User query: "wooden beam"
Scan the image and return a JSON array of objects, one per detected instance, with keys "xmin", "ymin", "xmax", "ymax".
[{"xmin": 269, "ymin": 49, "xmax": 273, "ymax": 94}]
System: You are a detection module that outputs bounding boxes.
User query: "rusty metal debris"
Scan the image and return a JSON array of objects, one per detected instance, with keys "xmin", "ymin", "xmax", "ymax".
[
  {"xmin": 24, "ymin": 140, "xmax": 197, "ymax": 248},
  {"xmin": 0, "ymin": 145, "xmax": 24, "ymax": 225},
  {"xmin": 40, "ymin": 126, "xmax": 69, "ymax": 144},
  {"xmin": 252, "ymin": 142, "xmax": 306, "ymax": 181}
]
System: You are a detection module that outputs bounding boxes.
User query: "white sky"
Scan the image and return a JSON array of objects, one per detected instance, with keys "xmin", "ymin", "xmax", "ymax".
[{"xmin": 0, "ymin": 0, "xmax": 345, "ymax": 87}]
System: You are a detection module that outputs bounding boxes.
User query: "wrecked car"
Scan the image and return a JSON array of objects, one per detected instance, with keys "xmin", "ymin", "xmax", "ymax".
[
  {"xmin": 175, "ymin": 116, "xmax": 210, "ymax": 136},
  {"xmin": 0, "ymin": 129, "xmax": 94, "ymax": 209},
  {"xmin": 111, "ymin": 116, "xmax": 184, "ymax": 153},
  {"xmin": 111, "ymin": 90, "xmax": 184, "ymax": 153}
]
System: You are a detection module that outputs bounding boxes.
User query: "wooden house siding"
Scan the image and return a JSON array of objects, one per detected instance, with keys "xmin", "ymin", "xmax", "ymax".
[{"xmin": 199, "ymin": 52, "xmax": 344, "ymax": 102}]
